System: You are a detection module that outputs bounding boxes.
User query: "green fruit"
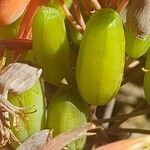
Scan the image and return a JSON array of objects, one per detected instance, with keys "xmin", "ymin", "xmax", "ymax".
[
  {"xmin": 76, "ymin": 8, "xmax": 125, "ymax": 105},
  {"xmin": 47, "ymin": 0, "xmax": 72, "ymax": 8},
  {"xmin": 125, "ymin": 28, "xmax": 150, "ymax": 58},
  {"xmin": 47, "ymin": 87, "xmax": 88, "ymax": 150},
  {"xmin": 0, "ymin": 17, "xmax": 22, "ymax": 64},
  {"xmin": 9, "ymin": 80, "xmax": 45, "ymax": 142},
  {"xmin": 32, "ymin": 7, "xmax": 70, "ymax": 85},
  {"xmin": 24, "ymin": 50, "xmax": 35, "ymax": 63},
  {"xmin": 47, "ymin": 0, "xmax": 72, "ymax": 18},
  {"xmin": 143, "ymin": 56, "xmax": 150, "ymax": 102},
  {"xmin": 0, "ymin": 17, "xmax": 21, "ymax": 40},
  {"xmin": 66, "ymin": 20, "xmax": 83, "ymax": 46}
]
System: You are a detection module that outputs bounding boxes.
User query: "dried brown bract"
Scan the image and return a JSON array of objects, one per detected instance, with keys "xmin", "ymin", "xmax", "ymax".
[
  {"xmin": 0, "ymin": 63, "xmax": 42, "ymax": 94},
  {"xmin": 126, "ymin": 0, "xmax": 150, "ymax": 38}
]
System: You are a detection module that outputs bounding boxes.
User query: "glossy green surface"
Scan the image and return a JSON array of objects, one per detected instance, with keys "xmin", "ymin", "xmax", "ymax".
[
  {"xmin": 47, "ymin": 87, "xmax": 88, "ymax": 150},
  {"xmin": 66, "ymin": 21, "xmax": 83, "ymax": 46},
  {"xmin": 47, "ymin": 0, "xmax": 72, "ymax": 18},
  {"xmin": 32, "ymin": 7, "xmax": 70, "ymax": 85},
  {"xmin": 9, "ymin": 81, "xmax": 45, "ymax": 142},
  {"xmin": 0, "ymin": 17, "xmax": 21, "ymax": 64},
  {"xmin": 125, "ymin": 28, "xmax": 150, "ymax": 58},
  {"xmin": 76, "ymin": 8, "xmax": 125, "ymax": 105},
  {"xmin": 0, "ymin": 17, "xmax": 20, "ymax": 40}
]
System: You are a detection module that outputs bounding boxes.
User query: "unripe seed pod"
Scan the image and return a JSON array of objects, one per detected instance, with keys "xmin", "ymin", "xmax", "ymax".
[
  {"xmin": 47, "ymin": 87, "xmax": 88, "ymax": 150},
  {"xmin": 47, "ymin": 0, "xmax": 72, "ymax": 18},
  {"xmin": 0, "ymin": 17, "xmax": 22, "ymax": 65},
  {"xmin": 32, "ymin": 7, "xmax": 70, "ymax": 85},
  {"xmin": 0, "ymin": 17, "xmax": 21, "ymax": 40},
  {"xmin": 48, "ymin": 0, "xmax": 72, "ymax": 9},
  {"xmin": 125, "ymin": 0, "xmax": 150, "ymax": 58},
  {"xmin": 143, "ymin": 56, "xmax": 150, "ymax": 102},
  {"xmin": 9, "ymin": 80, "xmax": 45, "ymax": 142},
  {"xmin": 125, "ymin": 28, "xmax": 150, "ymax": 58},
  {"xmin": 66, "ymin": 20, "xmax": 83, "ymax": 47},
  {"xmin": 76, "ymin": 8, "xmax": 125, "ymax": 105}
]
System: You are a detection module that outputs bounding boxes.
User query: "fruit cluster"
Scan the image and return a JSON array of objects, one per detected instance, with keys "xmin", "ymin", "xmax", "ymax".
[{"xmin": 0, "ymin": 0, "xmax": 150, "ymax": 149}]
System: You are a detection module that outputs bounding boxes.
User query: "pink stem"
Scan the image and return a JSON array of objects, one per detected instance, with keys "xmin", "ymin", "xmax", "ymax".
[
  {"xmin": 59, "ymin": 0, "xmax": 84, "ymax": 33},
  {"xmin": 91, "ymin": 0, "xmax": 101, "ymax": 10},
  {"xmin": 73, "ymin": 0, "xmax": 86, "ymax": 30}
]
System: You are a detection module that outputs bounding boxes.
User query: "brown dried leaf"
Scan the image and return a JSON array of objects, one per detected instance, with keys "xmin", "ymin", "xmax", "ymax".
[
  {"xmin": 17, "ymin": 130, "xmax": 51, "ymax": 150},
  {"xmin": 93, "ymin": 135, "xmax": 150, "ymax": 150},
  {"xmin": 126, "ymin": 0, "xmax": 150, "ymax": 38},
  {"xmin": 0, "ymin": 63, "xmax": 42, "ymax": 93},
  {"xmin": 43, "ymin": 123, "xmax": 96, "ymax": 150}
]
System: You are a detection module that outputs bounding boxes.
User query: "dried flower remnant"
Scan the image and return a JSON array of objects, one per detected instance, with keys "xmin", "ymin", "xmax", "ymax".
[
  {"xmin": 126, "ymin": 0, "xmax": 150, "ymax": 38},
  {"xmin": 0, "ymin": 63, "xmax": 42, "ymax": 93},
  {"xmin": 17, "ymin": 130, "xmax": 51, "ymax": 150}
]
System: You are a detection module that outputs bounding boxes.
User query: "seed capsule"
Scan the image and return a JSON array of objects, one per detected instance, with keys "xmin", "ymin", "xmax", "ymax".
[
  {"xmin": 47, "ymin": 87, "xmax": 88, "ymax": 150},
  {"xmin": 32, "ymin": 7, "xmax": 70, "ymax": 85},
  {"xmin": 9, "ymin": 80, "xmax": 45, "ymax": 142},
  {"xmin": 47, "ymin": 0, "xmax": 72, "ymax": 18},
  {"xmin": 76, "ymin": 8, "xmax": 125, "ymax": 105},
  {"xmin": 48, "ymin": 0, "xmax": 72, "ymax": 9},
  {"xmin": 66, "ymin": 20, "xmax": 83, "ymax": 47},
  {"xmin": 125, "ymin": 0, "xmax": 150, "ymax": 58},
  {"xmin": 125, "ymin": 28, "xmax": 150, "ymax": 58},
  {"xmin": 0, "ymin": 17, "xmax": 21, "ymax": 40},
  {"xmin": 0, "ymin": 18, "xmax": 21, "ymax": 64}
]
